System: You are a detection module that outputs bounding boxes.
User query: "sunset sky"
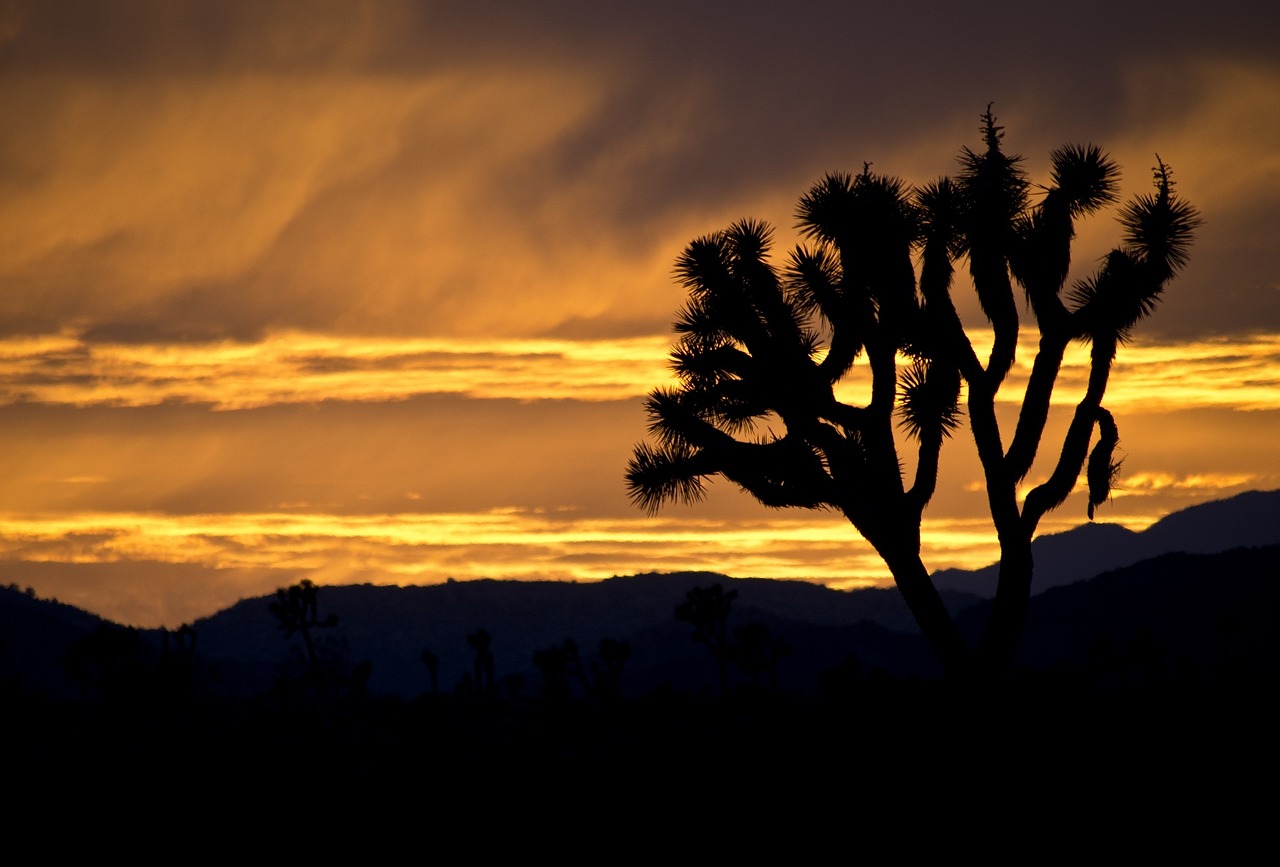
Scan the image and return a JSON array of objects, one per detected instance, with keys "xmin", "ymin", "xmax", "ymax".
[{"xmin": 2, "ymin": 0, "xmax": 1277, "ymax": 629}]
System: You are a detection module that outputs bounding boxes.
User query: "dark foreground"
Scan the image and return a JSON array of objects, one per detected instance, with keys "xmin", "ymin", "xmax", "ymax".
[{"xmin": 6, "ymin": 669, "xmax": 1273, "ymax": 850}]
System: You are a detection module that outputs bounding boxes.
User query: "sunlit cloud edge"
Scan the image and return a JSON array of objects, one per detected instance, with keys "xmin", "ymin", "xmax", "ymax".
[{"xmin": 1, "ymin": 330, "xmax": 1277, "ymax": 411}]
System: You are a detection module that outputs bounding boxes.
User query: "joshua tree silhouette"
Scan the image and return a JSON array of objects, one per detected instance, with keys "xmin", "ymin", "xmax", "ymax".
[
  {"xmin": 157, "ymin": 623, "xmax": 199, "ymax": 700},
  {"xmin": 590, "ymin": 637, "xmax": 631, "ymax": 703},
  {"xmin": 466, "ymin": 627, "xmax": 496, "ymax": 698},
  {"xmin": 731, "ymin": 620, "xmax": 792, "ymax": 690},
  {"xmin": 269, "ymin": 578, "xmax": 339, "ymax": 694},
  {"xmin": 532, "ymin": 639, "xmax": 578, "ymax": 703},
  {"xmin": 675, "ymin": 583, "xmax": 737, "ymax": 692},
  {"xmin": 533, "ymin": 637, "xmax": 632, "ymax": 704},
  {"xmin": 421, "ymin": 646, "xmax": 441, "ymax": 695},
  {"xmin": 63, "ymin": 623, "xmax": 152, "ymax": 703},
  {"xmin": 628, "ymin": 108, "xmax": 1200, "ymax": 683}
]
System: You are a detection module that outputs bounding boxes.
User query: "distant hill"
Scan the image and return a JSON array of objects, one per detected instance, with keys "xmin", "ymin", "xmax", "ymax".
[
  {"xmin": 989, "ymin": 544, "xmax": 1280, "ymax": 682},
  {"xmin": 931, "ymin": 488, "xmax": 1280, "ymax": 598},
  {"xmin": 0, "ymin": 585, "xmax": 113, "ymax": 701},
  {"xmin": 4, "ymin": 490, "xmax": 1277, "ymax": 703},
  {"xmin": 185, "ymin": 572, "xmax": 971, "ymax": 699}
]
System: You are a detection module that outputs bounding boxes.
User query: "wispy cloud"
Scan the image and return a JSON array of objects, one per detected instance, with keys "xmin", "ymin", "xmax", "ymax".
[
  {"xmin": 0, "ymin": 333, "xmax": 674, "ymax": 407},
  {"xmin": 1, "ymin": 331, "xmax": 1277, "ymax": 410},
  {"xmin": 1, "ymin": 506, "xmax": 1092, "ymax": 627}
]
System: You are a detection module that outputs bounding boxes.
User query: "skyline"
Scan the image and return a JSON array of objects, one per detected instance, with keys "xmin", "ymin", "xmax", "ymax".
[{"xmin": 2, "ymin": 1, "xmax": 1278, "ymax": 627}]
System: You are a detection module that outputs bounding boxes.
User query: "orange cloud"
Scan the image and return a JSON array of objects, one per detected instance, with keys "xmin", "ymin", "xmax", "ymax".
[
  {"xmin": 0, "ymin": 330, "xmax": 1276, "ymax": 410},
  {"xmin": 1, "ymin": 506, "xmax": 1061, "ymax": 627}
]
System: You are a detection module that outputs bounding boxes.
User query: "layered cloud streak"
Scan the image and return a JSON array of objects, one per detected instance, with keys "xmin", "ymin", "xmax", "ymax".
[{"xmin": 1, "ymin": 332, "xmax": 1276, "ymax": 411}]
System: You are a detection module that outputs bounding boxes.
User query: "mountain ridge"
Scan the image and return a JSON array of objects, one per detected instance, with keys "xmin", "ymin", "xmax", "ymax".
[
  {"xmin": 3, "ymin": 489, "xmax": 1277, "ymax": 702},
  {"xmin": 930, "ymin": 488, "xmax": 1280, "ymax": 597}
]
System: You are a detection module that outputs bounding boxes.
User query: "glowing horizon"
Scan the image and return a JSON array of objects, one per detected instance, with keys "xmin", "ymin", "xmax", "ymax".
[
  {"xmin": 1, "ymin": 330, "xmax": 1277, "ymax": 410},
  {"xmin": 1, "ymin": 463, "xmax": 1264, "ymax": 629}
]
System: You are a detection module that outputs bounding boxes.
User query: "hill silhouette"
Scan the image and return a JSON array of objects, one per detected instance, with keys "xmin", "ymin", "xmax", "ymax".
[
  {"xmin": 0, "ymin": 586, "xmax": 112, "ymax": 702},
  {"xmin": 931, "ymin": 488, "xmax": 1280, "ymax": 597},
  {"xmin": 182, "ymin": 572, "xmax": 972, "ymax": 700},
  {"xmin": 3, "ymin": 489, "xmax": 1278, "ymax": 703},
  {"xmin": 972, "ymin": 544, "xmax": 1280, "ymax": 683},
  {"xmin": 3, "ymin": 491, "xmax": 1278, "ymax": 834}
]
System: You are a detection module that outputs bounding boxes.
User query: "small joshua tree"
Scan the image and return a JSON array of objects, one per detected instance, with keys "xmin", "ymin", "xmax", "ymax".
[
  {"xmin": 422, "ymin": 646, "xmax": 441, "ymax": 695},
  {"xmin": 628, "ymin": 109, "xmax": 1200, "ymax": 683},
  {"xmin": 269, "ymin": 578, "xmax": 339, "ymax": 692},
  {"xmin": 533, "ymin": 637, "xmax": 632, "ymax": 703},
  {"xmin": 466, "ymin": 627, "xmax": 496, "ymax": 698},
  {"xmin": 675, "ymin": 583, "xmax": 738, "ymax": 692},
  {"xmin": 731, "ymin": 621, "xmax": 792, "ymax": 690}
]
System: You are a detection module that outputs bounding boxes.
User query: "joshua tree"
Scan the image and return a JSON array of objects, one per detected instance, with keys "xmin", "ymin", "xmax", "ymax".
[
  {"xmin": 675, "ymin": 583, "xmax": 737, "ymax": 692},
  {"xmin": 532, "ymin": 639, "xmax": 578, "ymax": 703},
  {"xmin": 533, "ymin": 637, "xmax": 632, "ymax": 703},
  {"xmin": 157, "ymin": 623, "xmax": 199, "ymax": 700},
  {"xmin": 466, "ymin": 628, "xmax": 496, "ymax": 698},
  {"xmin": 421, "ymin": 646, "xmax": 441, "ymax": 695},
  {"xmin": 63, "ymin": 623, "xmax": 153, "ymax": 703},
  {"xmin": 590, "ymin": 637, "xmax": 631, "ymax": 703},
  {"xmin": 628, "ymin": 109, "xmax": 1200, "ymax": 684},
  {"xmin": 731, "ymin": 621, "xmax": 793, "ymax": 690},
  {"xmin": 269, "ymin": 578, "xmax": 338, "ymax": 690}
]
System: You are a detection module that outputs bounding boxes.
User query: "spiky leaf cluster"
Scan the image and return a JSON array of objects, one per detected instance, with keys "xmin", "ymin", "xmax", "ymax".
[
  {"xmin": 627, "ymin": 166, "xmax": 943, "ymax": 515},
  {"xmin": 1067, "ymin": 159, "xmax": 1202, "ymax": 342},
  {"xmin": 898, "ymin": 359, "xmax": 963, "ymax": 441}
]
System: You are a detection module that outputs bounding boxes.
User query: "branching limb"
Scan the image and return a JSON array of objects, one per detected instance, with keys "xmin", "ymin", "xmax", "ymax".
[
  {"xmin": 907, "ymin": 427, "xmax": 944, "ymax": 514},
  {"xmin": 718, "ymin": 436, "xmax": 836, "ymax": 508},
  {"xmin": 958, "ymin": 108, "xmax": 1029, "ymax": 390},
  {"xmin": 1005, "ymin": 331, "xmax": 1070, "ymax": 481},
  {"xmin": 1022, "ymin": 334, "xmax": 1116, "ymax": 531}
]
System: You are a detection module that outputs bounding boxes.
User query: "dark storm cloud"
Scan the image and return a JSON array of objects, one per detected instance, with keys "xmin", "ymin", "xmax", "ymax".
[{"xmin": 2, "ymin": 0, "xmax": 1276, "ymax": 342}]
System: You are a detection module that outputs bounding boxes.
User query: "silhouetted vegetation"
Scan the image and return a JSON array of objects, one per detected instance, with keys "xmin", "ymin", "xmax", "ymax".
[
  {"xmin": 674, "ymin": 582, "xmax": 797, "ymax": 694},
  {"xmin": 533, "ymin": 636, "xmax": 631, "ymax": 704},
  {"xmin": 269, "ymin": 579, "xmax": 338, "ymax": 674},
  {"xmin": 63, "ymin": 623, "xmax": 154, "ymax": 703},
  {"xmin": 627, "ymin": 108, "xmax": 1202, "ymax": 684},
  {"xmin": 675, "ymin": 583, "xmax": 737, "ymax": 692},
  {"xmin": 269, "ymin": 579, "xmax": 369, "ymax": 702},
  {"xmin": 464, "ymin": 627, "xmax": 496, "ymax": 699},
  {"xmin": 730, "ymin": 620, "xmax": 792, "ymax": 690},
  {"xmin": 4, "ymin": 550, "xmax": 1279, "ymax": 829},
  {"xmin": 421, "ymin": 646, "xmax": 440, "ymax": 694}
]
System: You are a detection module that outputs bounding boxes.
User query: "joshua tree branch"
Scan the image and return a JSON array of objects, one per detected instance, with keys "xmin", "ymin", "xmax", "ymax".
[
  {"xmin": 1023, "ymin": 334, "xmax": 1116, "ymax": 531},
  {"xmin": 1005, "ymin": 329, "xmax": 1071, "ymax": 480}
]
